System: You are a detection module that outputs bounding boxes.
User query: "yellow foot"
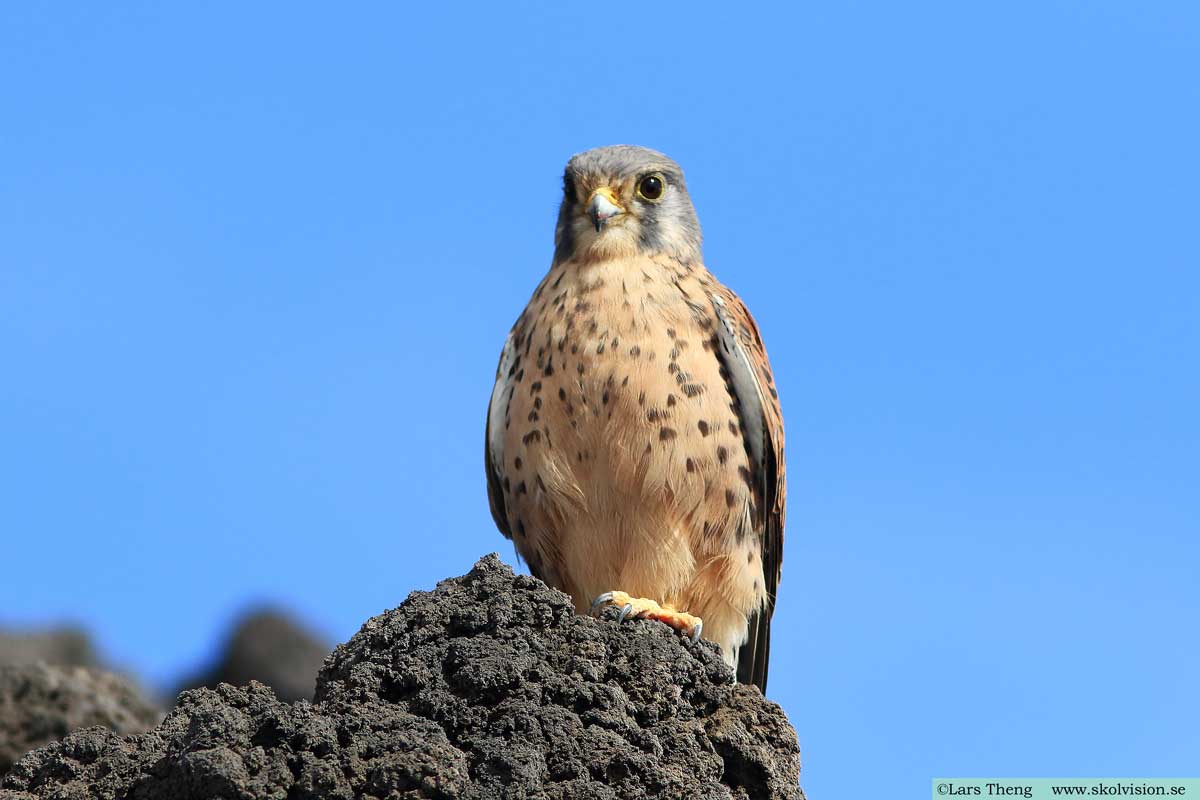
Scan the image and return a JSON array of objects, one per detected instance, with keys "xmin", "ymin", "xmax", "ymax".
[{"xmin": 589, "ymin": 590, "xmax": 704, "ymax": 644}]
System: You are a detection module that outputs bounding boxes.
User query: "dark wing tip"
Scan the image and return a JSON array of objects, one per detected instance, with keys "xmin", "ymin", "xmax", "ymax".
[{"xmin": 736, "ymin": 606, "xmax": 772, "ymax": 693}]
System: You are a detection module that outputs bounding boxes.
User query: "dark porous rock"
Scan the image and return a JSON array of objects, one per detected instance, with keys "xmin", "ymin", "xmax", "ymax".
[
  {"xmin": 0, "ymin": 663, "xmax": 161, "ymax": 775},
  {"xmin": 2, "ymin": 555, "xmax": 803, "ymax": 799},
  {"xmin": 175, "ymin": 608, "xmax": 331, "ymax": 703},
  {"xmin": 4, "ymin": 683, "xmax": 468, "ymax": 800}
]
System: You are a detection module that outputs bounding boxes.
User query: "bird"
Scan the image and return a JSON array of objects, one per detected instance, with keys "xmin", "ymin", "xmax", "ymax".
[{"xmin": 484, "ymin": 145, "xmax": 785, "ymax": 692}]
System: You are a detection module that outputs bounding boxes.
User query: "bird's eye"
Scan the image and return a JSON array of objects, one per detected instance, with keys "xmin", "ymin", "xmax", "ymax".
[
  {"xmin": 637, "ymin": 173, "xmax": 665, "ymax": 201},
  {"xmin": 563, "ymin": 174, "xmax": 576, "ymax": 202}
]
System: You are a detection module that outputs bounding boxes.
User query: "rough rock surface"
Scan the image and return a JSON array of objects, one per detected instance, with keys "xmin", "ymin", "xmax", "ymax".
[
  {"xmin": 175, "ymin": 608, "xmax": 330, "ymax": 703},
  {"xmin": 0, "ymin": 664, "xmax": 161, "ymax": 775},
  {"xmin": 2, "ymin": 554, "xmax": 803, "ymax": 799}
]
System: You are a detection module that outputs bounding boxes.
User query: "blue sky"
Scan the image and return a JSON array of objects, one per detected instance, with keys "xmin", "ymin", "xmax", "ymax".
[{"xmin": 2, "ymin": 2, "xmax": 1197, "ymax": 795}]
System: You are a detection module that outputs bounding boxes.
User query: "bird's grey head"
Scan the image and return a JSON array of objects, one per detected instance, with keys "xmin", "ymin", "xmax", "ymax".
[{"xmin": 553, "ymin": 145, "xmax": 702, "ymax": 266}]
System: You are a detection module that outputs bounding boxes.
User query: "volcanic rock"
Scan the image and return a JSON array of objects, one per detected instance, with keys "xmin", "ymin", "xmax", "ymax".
[
  {"xmin": 175, "ymin": 608, "xmax": 330, "ymax": 703},
  {"xmin": 2, "ymin": 554, "xmax": 803, "ymax": 799},
  {"xmin": 0, "ymin": 663, "xmax": 160, "ymax": 775}
]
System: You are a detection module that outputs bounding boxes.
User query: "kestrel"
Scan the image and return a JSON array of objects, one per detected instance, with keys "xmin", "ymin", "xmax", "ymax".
[{"xmin": 485, "ymin": 146, "xmax": 785, "ymax": 691}]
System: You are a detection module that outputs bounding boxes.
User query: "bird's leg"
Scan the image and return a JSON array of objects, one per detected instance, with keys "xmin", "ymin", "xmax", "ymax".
[{"xmin": 589, "ymin": 590, "xmax": 704, "ymax": 644}]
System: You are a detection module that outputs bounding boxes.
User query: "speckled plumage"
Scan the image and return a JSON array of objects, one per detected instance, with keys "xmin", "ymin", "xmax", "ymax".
[{"xmin": 485, "ymin": 146, "xmax": 785, "ymax": 691}]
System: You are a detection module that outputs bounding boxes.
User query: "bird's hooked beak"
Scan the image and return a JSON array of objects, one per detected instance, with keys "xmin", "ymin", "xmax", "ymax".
[{"xmin": 587, "ymin": 187, "xmax": 624, "ymax": 232}]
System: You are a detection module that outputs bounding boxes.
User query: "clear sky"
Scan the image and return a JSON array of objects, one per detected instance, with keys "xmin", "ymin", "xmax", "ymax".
[{"xmin": 2, "ymin": 3, "xmax": 1197, "ymax": 796}]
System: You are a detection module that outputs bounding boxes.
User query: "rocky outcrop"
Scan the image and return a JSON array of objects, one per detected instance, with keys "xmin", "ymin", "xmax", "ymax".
[
  {"xmin": 174, "ymin": 608, "xmax": 330, "ymax": 703},
  {"xmin": 2, "ymin": 555, "xmax": 803, "ymax": 799},
  {"xmin": 0, "ymin": 664, "xmax": 160, "ymax": 775},
  {"xmin": 0, "ymin": 629, "xmax": 98, "ymax": 669}
]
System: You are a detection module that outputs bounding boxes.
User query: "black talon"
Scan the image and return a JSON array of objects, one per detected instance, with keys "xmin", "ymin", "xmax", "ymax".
[{"xmin": 590, "ymin": 591, "xmax": 614, "ymax": 616}]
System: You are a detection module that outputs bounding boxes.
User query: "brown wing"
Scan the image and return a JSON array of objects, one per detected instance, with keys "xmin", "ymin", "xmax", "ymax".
[
  {"xmin": 485, "ymin": 330, "xmax": 518, "ymax": 540},
  {"xmin": 710, "ymin": 288, "xmax": 785, "ymax": 693}
]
